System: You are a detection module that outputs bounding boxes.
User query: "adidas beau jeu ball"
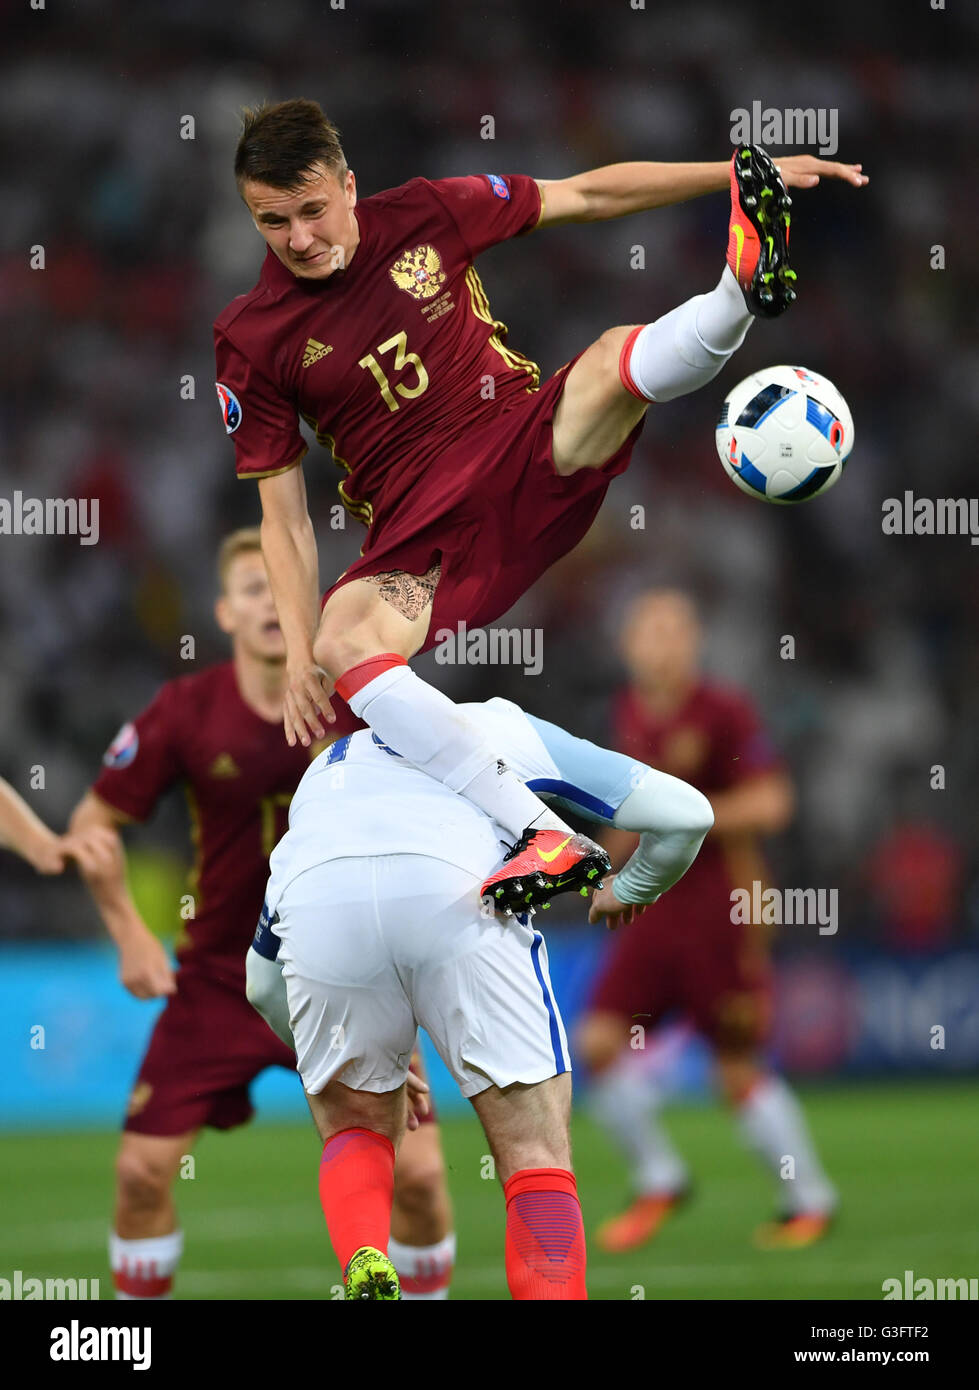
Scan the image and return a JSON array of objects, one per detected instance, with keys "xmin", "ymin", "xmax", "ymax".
[{"xmin": 715, "ymin": 365, "xmax": 854, "ymax": 503}]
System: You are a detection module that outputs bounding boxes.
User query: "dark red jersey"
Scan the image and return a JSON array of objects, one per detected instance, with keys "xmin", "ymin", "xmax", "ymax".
[
  {"xmin": 213, "ymin": 174, "xmax": 542, "ymax": 530},
  {"xmin": 613, "ymin": 681, "xmax": 783, "ymax": 906},
  {"xmin": 92, "ymin": 662, "xmax": 356, "ymax": 984}
]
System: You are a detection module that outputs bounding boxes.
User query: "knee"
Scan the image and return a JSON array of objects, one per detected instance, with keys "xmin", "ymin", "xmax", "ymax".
[
  {"xmin": 583, "ymin": 325, "xmax": 646, "ymax": 412},
  {"xmin": 575, "ymin": 1011, "xmax": 628, "ymax": 1074},
  {"xmin": 392, "ymin": 1157, "xmax": 448, "ymax": 1221},
  {"xmin": 115, "ymin": 1148, "xmax": 173, "ymax": 1216},
  {"xmin": 596, "ymin": 325, "xmax": 640, "ymax": 381}
]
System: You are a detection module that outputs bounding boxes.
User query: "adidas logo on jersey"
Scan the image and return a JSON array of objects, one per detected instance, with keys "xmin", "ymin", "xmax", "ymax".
[
  {"xmin": 302, "ymin": 338, "xmax": 333, "ymax": 368},
  {"xmin": 208, "ymin": 752, "xmax": 240, "ymax": 779}
]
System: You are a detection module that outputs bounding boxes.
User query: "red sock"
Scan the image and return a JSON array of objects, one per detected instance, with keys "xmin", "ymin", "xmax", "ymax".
[
  {"xmin": 318, "ymin": 1128, "xmax": 395, "ymax": 1275},
  {"xmin": 503, "ymin": 1168, "xmax": 587, "ymax": 1300},
  {"xmin": 334, "ymin": 654, "xmax": 407, "ymax": 702}
]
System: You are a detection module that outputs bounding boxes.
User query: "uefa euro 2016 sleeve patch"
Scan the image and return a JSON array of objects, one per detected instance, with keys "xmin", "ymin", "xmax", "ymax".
[
  {"xmin": 103, "ymin": 722, "xmax": 139, "ymax": 769},
  {"xmin": 485, "ymin": 174, "xmax": 510, "ymax": 200},
  {"xmin": 214, "ymin": 382, "xmax": 243, "ymax": 434}
]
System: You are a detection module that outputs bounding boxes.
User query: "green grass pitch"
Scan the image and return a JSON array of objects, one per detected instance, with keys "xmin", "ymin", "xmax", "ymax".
[{"xmin": 2, "ymin": 1080, "xmax": 976, "ymax": 1300}]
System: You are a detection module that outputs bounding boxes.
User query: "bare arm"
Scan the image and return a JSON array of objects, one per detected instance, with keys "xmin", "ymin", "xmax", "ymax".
[
  {"xmin": 258, "ymin": 466, "xmax": 320, "ymax": 671},
  {"xmin": 536, "ymin": 154, "xmax": 868, "ymax": 227},
  {"xmin": 68, "ymin": 791, "xmax": 176, "ymax": 999},
  {"xmin": 708, "ymin": 770, "xmax": 794, "ymax": 837},
  {"xmin": 258, "ymin": 467, "xmax": 335, "ymax": 745},
  {"xmin": 0, "ymin": 777, "xmax": 65, "ymax": 873}
]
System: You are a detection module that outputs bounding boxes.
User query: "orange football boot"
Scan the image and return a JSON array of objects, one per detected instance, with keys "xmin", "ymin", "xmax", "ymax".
[
  {"xmin": 595, "ymin": 1189, "xmax": 691, "ymax": 1254},
  {"xmin": 727, "ymin": 144, "xmax": 797, "ymax": 317},
  {"xmin": 480, "ymin": 826, "xmax": 610, "ymax": 915},
  {"xmin": 753, "ymin": 1211, "xmax": 835, "ymax": 1250}
]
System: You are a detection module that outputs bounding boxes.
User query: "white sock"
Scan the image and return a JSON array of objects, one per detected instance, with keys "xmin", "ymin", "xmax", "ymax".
[
  {"xmin": 589, "ymin": 1061, "xmax": 689, "ymax": 1195},
  {"xmin": 388, "ymin": 1232, "xmax": 456, "ymax": 1300},
  {"xmin": 736, "ymin": 1076, "xmax": 837, "ymax": 1216},
  {"xmin": 109, "ymin": 1229, "xmax": 183, "ymax": 1300},
  {"xmin": 623, "ymin": 266, "xmax": 752, "ymax": 403},
  {"xmin": 346, "ymin": 665, "xmax": 569, "ymax": 839}
]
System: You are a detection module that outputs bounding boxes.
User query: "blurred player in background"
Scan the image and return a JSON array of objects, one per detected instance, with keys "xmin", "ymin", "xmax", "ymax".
[
  {"xmin": 68, "ymin": 529, "xmax": 456, "ymax": 1300},
  {"xmin": 215, "ymin": 98, "xmax": 867, "ymax": 913},
  {"xmin": 576, "ymin": 590, "xmax": 838, "ymax": 1251}
]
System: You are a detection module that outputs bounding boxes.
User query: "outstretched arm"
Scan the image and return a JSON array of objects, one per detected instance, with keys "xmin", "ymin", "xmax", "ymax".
[
  {"xmin": 535, "ymin": 154, "xmax": 867, "ymax": 227},
  {"xmin": 0, "ymin": 777, "xmax": 65, "ymax": 873}
]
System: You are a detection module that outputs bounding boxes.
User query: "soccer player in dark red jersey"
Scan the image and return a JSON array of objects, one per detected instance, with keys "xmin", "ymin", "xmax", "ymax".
[
  {"xmin": 213, "ymin": 100, "xmax": 867, "ymax": 911},
  {"xmin": 578, "ymin": 591, "xmax": 837, "ymax": 1251},
  {"xmin": 69, "ymin": 529, "xmax": 457, "ymax": 1300}
]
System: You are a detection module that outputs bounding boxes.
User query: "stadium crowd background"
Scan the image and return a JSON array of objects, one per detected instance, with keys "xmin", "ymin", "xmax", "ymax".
[{"xmin": 2, "ymin": 0, "xmax": 976, "ymax": 976}]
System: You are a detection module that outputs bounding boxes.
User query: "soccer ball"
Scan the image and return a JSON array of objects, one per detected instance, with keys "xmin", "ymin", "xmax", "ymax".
[{"xmin": 715, "ymin": 365, "xmax": 854, "ymax": 503}]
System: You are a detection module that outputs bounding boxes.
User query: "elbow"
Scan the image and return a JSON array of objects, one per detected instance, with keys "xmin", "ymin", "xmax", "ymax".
[
  {"xmin": 261, "ymin": 507, "xmax": 313, "ymax": 548},
  {"xmin": 690, "ymin": 788, "xmax": 715, "ymax": 840},
  {"xmin": 632, "ymin": 771, "xmax": 715, "ymax": 841},
  {"xmin": 259, "ymin": 511, "xmax": 285, "ymax": 549},
  {"xmin": 675, "ymin": 783, "xmax": 715, "ymax": 841}
]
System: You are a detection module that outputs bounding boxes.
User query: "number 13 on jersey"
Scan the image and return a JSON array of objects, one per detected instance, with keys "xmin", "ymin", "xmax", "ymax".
[{"xmin": 358, "ymin": 330, "xmax": 429, "ymax": 413}]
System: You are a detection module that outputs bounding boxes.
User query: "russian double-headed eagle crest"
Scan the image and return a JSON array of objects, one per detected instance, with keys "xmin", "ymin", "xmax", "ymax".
[{"xmin": 389, "ymin": 245, "xmax": 446, "ymax": 300}]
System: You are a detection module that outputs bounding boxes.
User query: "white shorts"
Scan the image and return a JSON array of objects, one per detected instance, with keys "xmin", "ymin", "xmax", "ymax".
[{"xmin": 271, "ymin": 854, "xmax": 571, "ymax": 1099}]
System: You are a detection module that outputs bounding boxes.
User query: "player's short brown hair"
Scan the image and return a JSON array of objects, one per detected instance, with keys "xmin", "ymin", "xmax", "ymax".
[
  {"xmin": 217, "ymin": 527, "xmax": 263, "ymax": 590},
  {"xmin": 234, "ymin": 99, "xmax": 347, "ymax": 192}
]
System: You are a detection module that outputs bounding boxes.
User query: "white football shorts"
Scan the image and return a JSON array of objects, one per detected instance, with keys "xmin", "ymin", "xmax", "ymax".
[{"xmin": 272, "ymin": 853, "xmax": 571, "ymax": 1099}]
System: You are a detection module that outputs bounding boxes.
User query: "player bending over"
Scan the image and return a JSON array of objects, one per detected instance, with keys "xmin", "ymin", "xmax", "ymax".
[
  {"xmin": 577, "ymin": 590, "xmax": 837, "ymax": 1251},
  {"xmin": 214, "ymin": 99, "xmax": 867, "ymax": 914},
  {"xmin": 246, "ymin": 696, "xmax": 714, "ymax": 1299},
  {"xmin": 69, "ymin": 529, "xmax": 456, "ymax": 1300}
]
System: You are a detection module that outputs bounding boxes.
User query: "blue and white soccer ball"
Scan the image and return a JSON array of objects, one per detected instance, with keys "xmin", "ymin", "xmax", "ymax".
[{"xmin": 715, "ymin": 365, "xmax": 854, "ymax": 503}]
